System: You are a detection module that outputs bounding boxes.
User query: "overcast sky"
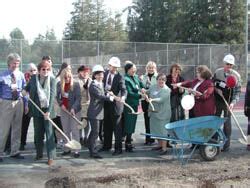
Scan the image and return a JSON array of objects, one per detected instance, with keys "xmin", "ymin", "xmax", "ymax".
[{"xmin": 0, "ymin": 0, "xmax": 132, "ymax": 41}]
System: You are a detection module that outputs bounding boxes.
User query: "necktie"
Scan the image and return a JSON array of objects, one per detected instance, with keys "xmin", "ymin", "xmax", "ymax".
[
  {"xmin": 107, "ymin": 74, "xmax": 112, "ymax": 85},
  {"xmin": 11, "ymin": 73, "xmax": 18, "ymax": 100}
]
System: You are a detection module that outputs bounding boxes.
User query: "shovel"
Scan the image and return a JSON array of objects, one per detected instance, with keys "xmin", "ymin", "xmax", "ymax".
[
  {"xmin": 217, "ymin": 90, "xmax": 248, "ymax": 145},
  {"xmin": 123, "ymin": 101, "xmax": 142, "ymax": 115},
  {"xmin": 61, "ymin": 108, "xmax": 86, "ymax": 129},
  {"xmin": 143, "ymin": 94, "xmax": 157, "ymax": 113},
  {"xmin": 28, "ymin": 97, "xmax": 81, "ymax": 150}
]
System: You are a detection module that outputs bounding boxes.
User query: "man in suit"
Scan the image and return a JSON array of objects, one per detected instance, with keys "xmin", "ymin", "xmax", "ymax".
[{"xmin": 99, "ymin": 57, "xmax": 127, "ymax": 156}]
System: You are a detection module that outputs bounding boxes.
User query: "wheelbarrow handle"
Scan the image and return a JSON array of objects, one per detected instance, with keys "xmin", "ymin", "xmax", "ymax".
[{"xmin": 28, "ymin": 97, "xmax": 71, "ymax": 143}]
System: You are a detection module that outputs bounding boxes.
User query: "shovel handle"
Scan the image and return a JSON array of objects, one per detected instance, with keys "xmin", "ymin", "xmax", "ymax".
[
  {"xmin": 28, "ymin": 97, "xmax": 71, "ymax": 142},
  {"xmin": 123, "ymin": 101, "xmax": 136, "ymax": 114},
  {"xmin": 61, "ymin": 108, "xmax": 85, "ymax": 129},
  {"xmin": 218, "ymin": 93, "xmax": 248, "ymax": 142}
]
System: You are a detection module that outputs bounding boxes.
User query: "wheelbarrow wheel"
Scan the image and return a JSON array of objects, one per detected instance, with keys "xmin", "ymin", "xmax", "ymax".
[{"xmin": 199, "ymin": 142, "xmax": 220, "ymax": 161}]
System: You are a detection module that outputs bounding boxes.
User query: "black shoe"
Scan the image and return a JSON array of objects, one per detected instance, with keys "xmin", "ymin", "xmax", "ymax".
[
  {"xmin": 19, "ymin": 145, "xmax": 25, "ymax": 151},
  {"xmin": 35, "ymin": 154, "xmax": 43, "ymax": 160},
  {"xmin": 0, "ymin": 157, "xmax": 3, "ymax": 162},
  {"xmin": 125, "ymin": 144, "xmax": 134, "ymax": 152},
  {"xmin": 98, "ymin": 147, "xmax": 110, "ymax": 152},
  {"xmin": 61, "ymin": 151, "xmax": 71, "ymax": 156},
  {"xmin": 112, "ymin": 150, "xmax": 122, "ymax": 156},
  {"xmin": 10, "ymin": 153, "xmax": 24, "ymax": 159},
  {"xmin": 144, "ymin": 141, "xmax": 153, "ymax": 146},
  {"xmin": 221, "ymin": 147, "xmax": 230, "ymax": 152},
  {"xmin": 90, "ymin": 154, "xmax": 103, "ymax": 159},
  {"xmin": 80, "ymin": 138, "xmax": 84, "ymax": 146},
  {"xmin": 158, "ymin": 149, "xmax": 168, "ymax": 155},
  {"xmin": 73, "ymin": 152, "xmax": 80, "ymax": 158},
  {"xmin": 151, "ymin": 146, "xmax": 162, "ymax": 151}
]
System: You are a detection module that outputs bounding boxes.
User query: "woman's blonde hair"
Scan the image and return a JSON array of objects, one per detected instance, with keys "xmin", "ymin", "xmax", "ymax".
[
  {"xmin": 60, "ymin": 67, "xmax": 73, "ymax": 94},
  {"xmin": 146, "ymin": 61, "xmax": 157, "ymax": 73}
]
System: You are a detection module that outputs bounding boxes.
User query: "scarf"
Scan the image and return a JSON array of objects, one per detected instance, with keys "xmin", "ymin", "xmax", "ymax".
[{"xmin": 36, "ymin": 74, "xmax": 50, "ymax": 108}]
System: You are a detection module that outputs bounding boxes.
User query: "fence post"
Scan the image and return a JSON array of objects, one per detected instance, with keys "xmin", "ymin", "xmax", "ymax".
[
  {"xmin": 134, "ymin": 42, "xmax": 137, "ymax": 64},
  {"xmin": 20, "ymin": 39, "xmax": 23, "ymax": 71},
  {"xmin": 209, "ymin": 47, "xmax": 212, "ymax": 70},
  {"xmin": 61, "ymin": 40, "xmax": 64, "ymax": 64},
  {"xmin": 197, "ymin": 44, "xmax": 200, "ymax": 65},
  {"xmin": 166, "ymin": 43, "xmax": 169, "ymax": 67}
]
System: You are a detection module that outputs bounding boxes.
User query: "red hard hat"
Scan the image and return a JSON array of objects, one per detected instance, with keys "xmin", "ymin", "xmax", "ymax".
[{"xmin": 226, "ymin": 75, "xmax": 237, "ymax": 88}]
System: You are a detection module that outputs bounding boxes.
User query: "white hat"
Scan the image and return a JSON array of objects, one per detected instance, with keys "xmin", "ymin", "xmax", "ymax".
[
  {"xmin": 92, "ymin": 65, "xmax": 104, "ymax": 73},
  {"xmin": 108, "ymin": 57, "xmax": 121, "ymax": 68},
  {"xmin": 223, "ymin": 54, "xmax": 235, "ymax": 65}
]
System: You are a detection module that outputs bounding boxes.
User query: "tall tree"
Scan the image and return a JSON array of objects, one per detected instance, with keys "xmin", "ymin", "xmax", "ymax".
[
  {"xmin": 127, "ymin": 0, "xmax": 245, "ymax": 44},
  {"xmin": 64, "ymin": 0, "xmax": 127, "ymax": 41}
]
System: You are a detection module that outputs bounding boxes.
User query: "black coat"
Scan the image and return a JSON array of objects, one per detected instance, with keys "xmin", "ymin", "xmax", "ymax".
[
  {"xmin": 244, "ymin": 80, "xmax": 250, "ymax": 117},
  {"xmin": 103, "ymin": 71, "xmax": 127, "ymax": 115}
]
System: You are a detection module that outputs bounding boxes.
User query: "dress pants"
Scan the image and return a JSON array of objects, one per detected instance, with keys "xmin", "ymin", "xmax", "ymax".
[
  {"xmin": 215, "ymin": 102, "xmax": 231, "ymax": 150},
  {"xmin": 0, "ymin": 99, "xmax": 23, "ymax": 157},
  {"xmin": 21, "ymin": 113, "xmax": 31, "ymax": 146},
  {"xmin": 88, "ymin": 119, "xmax": 101, "ymax": 155},
  {"xmin": 103, "ymin": 114, "xmax": 122, "ymax": 151},
  {"xmin": 33, "ymin": 117, "xmax": 56, "ymax": 159}
]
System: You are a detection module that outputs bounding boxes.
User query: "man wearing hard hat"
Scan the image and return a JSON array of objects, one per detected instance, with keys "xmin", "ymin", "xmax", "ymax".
[
  {"xmin": 213, "ymin": 54, "xmax": 241, "ymax": 152},
  {"xmin": 99, "ymin": 57, "xmax": 127, "ymax": 156}
]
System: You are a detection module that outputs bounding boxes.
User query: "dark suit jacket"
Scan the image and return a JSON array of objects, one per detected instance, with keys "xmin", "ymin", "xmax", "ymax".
[
  {"xmin": 87, "ymin": 80, "xmax": 111, "ymax": 120},
  {"xmin": 182, "ymin": 79, "xmax": 215, "ymax": 117},
  {"xmin": 25, "ymin": 74, "xmax": 56, "ymax": 118},
  {"xmin": 56, "ymin": 81, "xmax": 81, "ymax": 113},
  {"xmin": 103, "ymin": 71, "xmax": 127, "ymax": 115},
  {"xmin": 244, "ymin": 80, "xmax": 250, "ymax": 117}
]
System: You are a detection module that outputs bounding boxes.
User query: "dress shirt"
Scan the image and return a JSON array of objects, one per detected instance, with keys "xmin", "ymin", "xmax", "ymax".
[{"xmin": 0, "ymin": 69, "xmax": 26, "ymax": 100}]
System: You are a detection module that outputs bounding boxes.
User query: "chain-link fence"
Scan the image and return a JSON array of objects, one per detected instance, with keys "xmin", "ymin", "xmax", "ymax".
[{"xmin": 0, "ymin": 39, "xmax": 247, "ymax": 82}]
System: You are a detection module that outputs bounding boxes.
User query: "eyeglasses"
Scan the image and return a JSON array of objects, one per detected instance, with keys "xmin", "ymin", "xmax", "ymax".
[
  {"xmin": 158, "ymin": 78, "xmax": 166, "ymax": 81},
  {"xmin": 41, "ymin": 68, "xmax": 50, "ymax": 71}
]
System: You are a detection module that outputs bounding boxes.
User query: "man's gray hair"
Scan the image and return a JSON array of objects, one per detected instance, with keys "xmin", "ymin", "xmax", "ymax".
[{"xmin": 7, "ymin": 53, "xmax": 21, "ymax": 65}]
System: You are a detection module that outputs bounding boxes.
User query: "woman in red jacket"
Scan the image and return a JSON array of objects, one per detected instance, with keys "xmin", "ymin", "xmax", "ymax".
[{"xmin": 173, "ymin": 65, "xmax": 215, "ymax": 118}]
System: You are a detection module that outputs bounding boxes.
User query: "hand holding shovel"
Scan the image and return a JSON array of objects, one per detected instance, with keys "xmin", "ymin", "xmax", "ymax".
[
  {"xmin": 26, "ymin": 96, "xmax": 81, "ymax": 150},
  {"xmin": 143, "ymin": 94, "xmax": 157, "ymax": 112},
  {"xmin": 109, "ymin": 92, "xmax": 141, "ymax": 115},
  {"xmin": 61, "ymin": 107, "xmax": 86, "ymax": 129}
]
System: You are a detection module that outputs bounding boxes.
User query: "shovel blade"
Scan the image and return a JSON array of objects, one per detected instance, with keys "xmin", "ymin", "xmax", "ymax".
[
  {"xmin": 65, "ymin": 140, "xmax": 81, "ymax": 150},
  {"xmin": 238, "ymin": 138, "xmax": 248, "ymax": 145}
]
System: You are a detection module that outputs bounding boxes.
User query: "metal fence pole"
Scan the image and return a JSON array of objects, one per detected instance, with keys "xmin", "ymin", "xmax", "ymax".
[
  {"xmin": 197, "ymin": 44, "xmax": 200, "ymax": 65},
  {"xmin": 166, "ymin": 43, "xmax": 169, "ymax": 66},
  {"xmin": 209, "ymin": 47, "xmax": 212, "ymax": 70},
  {"xmin": 20, "ymin": 39, "xmax": 23, "ymax": 71},
  {"xmin": 61, "ymin": 40, "xmax": 64, "ymax": 64}
]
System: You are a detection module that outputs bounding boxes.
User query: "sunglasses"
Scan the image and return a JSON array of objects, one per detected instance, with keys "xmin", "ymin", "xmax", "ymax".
[
  {"xmin": 226, "ymin": 63, "xmax": 233, "ymax": 66},
  {"xmin": 41, "ymin": 68, "xmax": 50, "ymax": 71}
]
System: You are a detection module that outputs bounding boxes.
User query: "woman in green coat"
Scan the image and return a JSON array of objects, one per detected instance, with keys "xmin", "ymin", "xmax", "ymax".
[
  {"xmin": 124, "ymin": 62, "xmax": 144, "ymax": 152},
  {"xmin": 145, "ymin": 73, "xmax": 171, "ymax": 155},
  {"xmin": 24, "ymin": 59, "xmax": 56, "ymax": 166}
]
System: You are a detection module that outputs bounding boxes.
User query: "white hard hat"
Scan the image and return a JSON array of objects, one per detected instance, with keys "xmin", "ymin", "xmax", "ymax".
[
  {"xmin": 108, "ymin": 57, "xmax": 121, "ymax": 68},
  {"xmin": 223, "ymin": 54, "xmax": 235, "ymax": 65},
  {"xmin": 92, "ymin": 65, "xmax": 104, "ymax": 73}
]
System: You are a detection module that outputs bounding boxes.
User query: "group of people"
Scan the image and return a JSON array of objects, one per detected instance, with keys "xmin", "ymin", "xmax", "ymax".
[{"xmin": 0, "ymin": 52, "xmax": 248, "ymax": 166}]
